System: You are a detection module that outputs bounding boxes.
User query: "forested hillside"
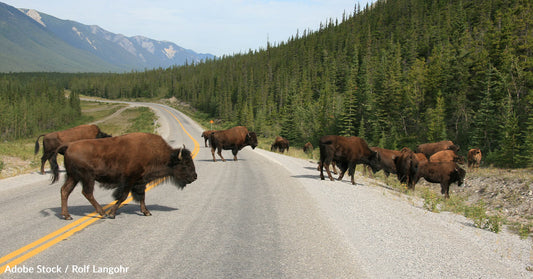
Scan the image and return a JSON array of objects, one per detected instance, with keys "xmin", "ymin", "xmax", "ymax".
[
  {"xmin": 0, "ymin": 73, "xmax": 81, "ymax": 140},
  {"xmin": 2, "ymin": 0, "xmax": 532, "ymax": 168}
]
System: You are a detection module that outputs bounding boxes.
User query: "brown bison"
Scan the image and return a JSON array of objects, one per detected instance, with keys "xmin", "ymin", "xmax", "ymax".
[
  {"xmin": 364, "ymin": 147, "xmax": 401, "ymax": 181},
  {"xmin": 414, "ymin": 153, "xmax": 428, "ymax": 163},
  {"xmin": 413, "ymin": 161, "xmax": 466, "ymax": 199},
  {"xmin": 303, "ymin": 142, "xmax": 314, "ymax": 153},
  {"xmin": 50, "ymin": 133, "xmax": 197, "ymax": 220},
  {"xmin": 35, "ymin": 124, "xmax": 111, "ymax": 174},
  {"xmin": 209, "ymin": 126, "xmax": 258, "ymax": 162},
  {"xmin": 394, "ymin": 147, "xmax": 419, "ymax": 188},
  {"xmin": 429, "ymin": 150, "xmax": 465, "ymax": 164},
  {"xmin": 319, "ymin": 135, "xmax": 380, "ymax": 185},
  {"xmin": 201, "ymin": 130, "xmax": 216, "ymax": 147},
  {"xmin": 271, "ymin": 136, "xmax": 290, "ymax": 153},
  {"xmin": 467, "ymin": 148, "xmax": 482, "ymax": 169},
  {"xmin": 416, "ymin": 140, "xmax": 459, "ymax": 158}
]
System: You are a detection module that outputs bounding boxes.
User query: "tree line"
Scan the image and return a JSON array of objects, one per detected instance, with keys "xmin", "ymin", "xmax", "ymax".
[
  {"xmin": 0, "ymin": 73, "xmax": 81, "ymax": 141},
  {"xmin": 2, "ymin": 0, "xmax": 532, "ymax": 168}
]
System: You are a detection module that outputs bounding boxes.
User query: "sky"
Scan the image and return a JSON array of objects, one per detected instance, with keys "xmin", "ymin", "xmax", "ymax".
[{"xmin": 3, "ymin": 0, "xmax": 375, "ymax": 57}]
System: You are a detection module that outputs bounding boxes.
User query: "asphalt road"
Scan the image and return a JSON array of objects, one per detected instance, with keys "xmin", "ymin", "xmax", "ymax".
[{"xmin": 0, "ymin": 102, "xmax": 531, "ymax": 278}]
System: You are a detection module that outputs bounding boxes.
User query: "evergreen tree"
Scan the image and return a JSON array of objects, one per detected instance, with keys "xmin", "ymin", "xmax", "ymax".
[{"xmin": 426, "ymin": 91, "xmax": 447, "ymax": 142}]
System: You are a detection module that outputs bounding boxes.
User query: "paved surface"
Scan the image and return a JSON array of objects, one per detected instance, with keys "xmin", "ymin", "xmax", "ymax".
[{"xmin": 0, "ymin": 102, "xmax": 531, "ymax": 278}]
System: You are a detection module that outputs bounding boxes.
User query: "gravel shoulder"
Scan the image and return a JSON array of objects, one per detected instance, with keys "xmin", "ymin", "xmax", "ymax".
[{"xmin": 255, "ymin": 148, "xmax": 533, "ymax": 278}]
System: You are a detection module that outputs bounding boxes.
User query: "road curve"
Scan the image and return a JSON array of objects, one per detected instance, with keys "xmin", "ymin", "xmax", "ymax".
[{"xmin": 0, "ymin": 101, "xmax": 531, "ymax": 278}]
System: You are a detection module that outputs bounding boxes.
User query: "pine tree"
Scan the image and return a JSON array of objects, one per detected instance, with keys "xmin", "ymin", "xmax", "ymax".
[{"xmin": 426, "ymin": 91, "xmax": 447, "ymax": 142}]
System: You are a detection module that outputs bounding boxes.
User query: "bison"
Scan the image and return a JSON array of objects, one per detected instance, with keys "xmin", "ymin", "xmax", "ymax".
[
  {"xmin": 394, "ymin": 147, "xmax": 419, "ymax": 189},
  {"xmin": 413, "ymin": 161, "xmax": 466, "ymax": 199},
  {"xmin": 209, "ymin": 126, "xmax": 258, "ymax": 162},
  {"xmin": 50, "ymin": 132, "xmax": 197, "ymax": 220},
  {"xmin": 35, "ymin": 124, "xmax": 111, "ymax": 174},
  {"xmin": 319, "ymin": 135, "xmax": 380, "ymax": 185},
  {"xmin": 201, "ymin": 130, "xmax": 216, "ymax": 147},
  {"xmin": 271, "ymin": 136, "xmax": 290, "ymax": 153},
  {"xmin": 429, "ymin": 150, "xmax": 465, "ymax": 164},
  {"xmin": 303, "ymin": 142, "xmax": 314, "ymax": 154},
  {"xmin": 467, "ymin": 148, "xmax": 482, "ymax": 169},
  {"xmin": 416, "ymin": 140, "xmax": 459, "ymax": 158},
  {"xmin": 414, "ymin": 153, "xmax": 428, "ymax": 163},
  {"xmin": 363, "ymin": 147, "xmax": 401, "ymax": 182}
]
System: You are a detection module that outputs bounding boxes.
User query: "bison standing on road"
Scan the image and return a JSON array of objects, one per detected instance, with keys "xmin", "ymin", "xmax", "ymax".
[
  {"xmin": 319, "ymin": 135, "xmax": 380, "ymax": 185},
  {"xmin": 271, "ymin": 136, "xmax": 290, "ymax": 153},
  {"xmin": 201, "ymin": 130, "xmax": 216, "ymax": 147},
  {"xmin": 209, "ymin": 126, "xmax": 258, "ymax": 162},
  {"xmin": 416, "ymin": 140, "xmax": 459, "ymax": 158},
  {"xmin": 413, "ymin": 161, "xmax": 466, "ymax": 199},
  {"xmin": 50, "ymin": 133, "xmax": 197, "ymax": 220},
  {"xmin": 467, "ymin": 148, "xmax": 482, "ymax": 169},
  {"xmin": 35, "ymin": 124, "xmax": 111, "ymax": 174}
]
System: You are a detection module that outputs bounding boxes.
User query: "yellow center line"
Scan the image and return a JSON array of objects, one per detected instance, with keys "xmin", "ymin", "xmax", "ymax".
[{"xmin": 0, "ymin": 105, "xmax": 200, "ymax": 274}]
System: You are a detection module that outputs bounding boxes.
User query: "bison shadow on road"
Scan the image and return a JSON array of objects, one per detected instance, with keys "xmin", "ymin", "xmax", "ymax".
[{"xmin": 42, "ymin": 204, "xmax": 179, "ymax": 219}]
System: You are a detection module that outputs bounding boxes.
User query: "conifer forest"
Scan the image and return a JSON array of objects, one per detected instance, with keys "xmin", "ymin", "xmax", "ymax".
[{"xmin": 1, "ymin": 0, "xmax": 532, "ymax": 168}]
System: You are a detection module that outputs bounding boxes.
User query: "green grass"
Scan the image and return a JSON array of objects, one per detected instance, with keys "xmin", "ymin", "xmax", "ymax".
[{"xmin": 0, "ymin": 100, "xmax": 156, "ymax": 178}]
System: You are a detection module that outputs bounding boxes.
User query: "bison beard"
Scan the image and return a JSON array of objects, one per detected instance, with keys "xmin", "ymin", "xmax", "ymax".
[{"xmin": 50, "ymin": 133, "xmax": 196, "ymax": 220}]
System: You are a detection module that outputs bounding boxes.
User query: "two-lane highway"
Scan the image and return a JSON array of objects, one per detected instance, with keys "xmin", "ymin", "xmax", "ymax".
[{"xmin": 0, "ymin": 102, "xmax": 365, "ymax": 278}]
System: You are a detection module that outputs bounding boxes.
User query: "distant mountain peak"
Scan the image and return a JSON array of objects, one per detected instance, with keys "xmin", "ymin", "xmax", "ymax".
[
  {"xmin": 2, "ymin": 3, "xmax": 214, "ymax": 72},
  {"xmin": 21, "ymin": 8, "xmax": 45, "ymax": 27}
]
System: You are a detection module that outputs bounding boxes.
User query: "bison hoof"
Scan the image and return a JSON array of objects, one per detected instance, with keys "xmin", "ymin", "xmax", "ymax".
[
  {"xmin": 64, "ymin": 216, "xmax": 73, "ymax": 220},
  {"xmin": 143, "ymin": 212, "xmax": 152, "ymax": 216},
  {"xmin": 108, "ymin": 214, "xmax": 115, "ymax": 219}
]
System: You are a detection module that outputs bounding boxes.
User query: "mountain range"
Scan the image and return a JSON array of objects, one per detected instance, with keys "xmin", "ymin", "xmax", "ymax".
[{"xmin": 0, "ymin": 2, "xmax": 214, "ymax": 72}]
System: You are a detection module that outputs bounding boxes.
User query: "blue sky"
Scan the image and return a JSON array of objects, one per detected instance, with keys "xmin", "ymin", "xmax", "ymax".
[{"xmin": 3, "ymin": 0, "xmax": 375, "ymax": 57}]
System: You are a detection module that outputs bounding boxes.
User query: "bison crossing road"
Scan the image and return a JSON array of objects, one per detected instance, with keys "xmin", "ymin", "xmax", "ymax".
[
  {"xmin": 1, "ymin": 102, "xmax": 528, "ymax": 278},
  {"xmin": 50, "ymin": 133, "xmax": 197, "ymax": 220}
]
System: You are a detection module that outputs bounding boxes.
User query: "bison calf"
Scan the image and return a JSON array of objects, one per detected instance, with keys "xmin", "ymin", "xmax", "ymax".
[
  {"xmin": 50, "ymin": 133, "xmax": 197, "ymax": 220},
  {"xmin": 414, "ymin": 161, "xmax": 466, "ymax": 199},
  {"xmin": 467, "ymin": 148, "xmax": 482, "ymax": 169}
]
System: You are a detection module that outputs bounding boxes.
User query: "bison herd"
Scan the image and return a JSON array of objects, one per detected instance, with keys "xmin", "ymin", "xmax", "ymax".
[
  {"xmin": 315, "ymin": 137, "xmax": 481, "ymax": 199},
  {"xmin": 35, "ymin": 121, "xmax": 482, "ymax": 220}
]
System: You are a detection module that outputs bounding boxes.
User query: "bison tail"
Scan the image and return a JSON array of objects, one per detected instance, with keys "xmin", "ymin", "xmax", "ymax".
[
  {"xmin": 50, "ymin": 144, "xmax": 69, "ymax": 183},
  {"xmin": 34, "ymin": 134, "xmax": 45, "ymax": 155},
  {"xmin": 50, "ymin": 152, "xmax": 60, "ymax": 183}
]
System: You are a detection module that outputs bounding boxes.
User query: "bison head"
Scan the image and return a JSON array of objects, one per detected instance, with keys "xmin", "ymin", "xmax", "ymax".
[
  {"xmin": 366, "ymin": 150, "xmax": 382, "ymax": 173},
  {"xmin": 246, "ymin": 132, "xmax": 258, "ymax": 149},
  {"xmin": 168, "ymin": 146, "xmax": 197, "ymax": 189}
]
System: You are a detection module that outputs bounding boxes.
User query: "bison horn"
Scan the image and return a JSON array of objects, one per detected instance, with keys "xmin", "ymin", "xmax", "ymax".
[{"xmin": 178, "ymin": 149, "xmax": 182, "ymax": 160}]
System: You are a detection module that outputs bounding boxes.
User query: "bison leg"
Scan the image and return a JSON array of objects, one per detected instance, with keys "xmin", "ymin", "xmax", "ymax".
[
  {"xmin": 232, "ymin": 148, "xmax": 239, "ymax": 161},
  {"xmin": 441, "ymin": 183, "xmax": 450, "ymax": 199},
  {"xmin": 332, "ymin": 161, "xmax": 338, "ymax": 175},
  {"xmin": 81, "ymin": 178, "xmax": 107, "ymax": 218},
  {"xmin": 217, "ymin": 148, "xmax": 226, "ymax": 162},
  {"xmin": 107, "ymin": 188, "xmax": 131, "ymax": 219},
  {"xmin": 324, "ymin": 162, "xmax": 335, "ymax": 181},
  {"xmin": 40, "ymin": 152, "xmax": 52, "ymax": 174},
  {"xmin": 211, "ymin": 147, "xmax": 217, "ymax": 162},
  {"xmin": 139, "ymin": 195, "xmax": 151, "ymax": 216},
  {"xmin": 60, "ymin": 176, "xmax": 78, "ymax": 220}
]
